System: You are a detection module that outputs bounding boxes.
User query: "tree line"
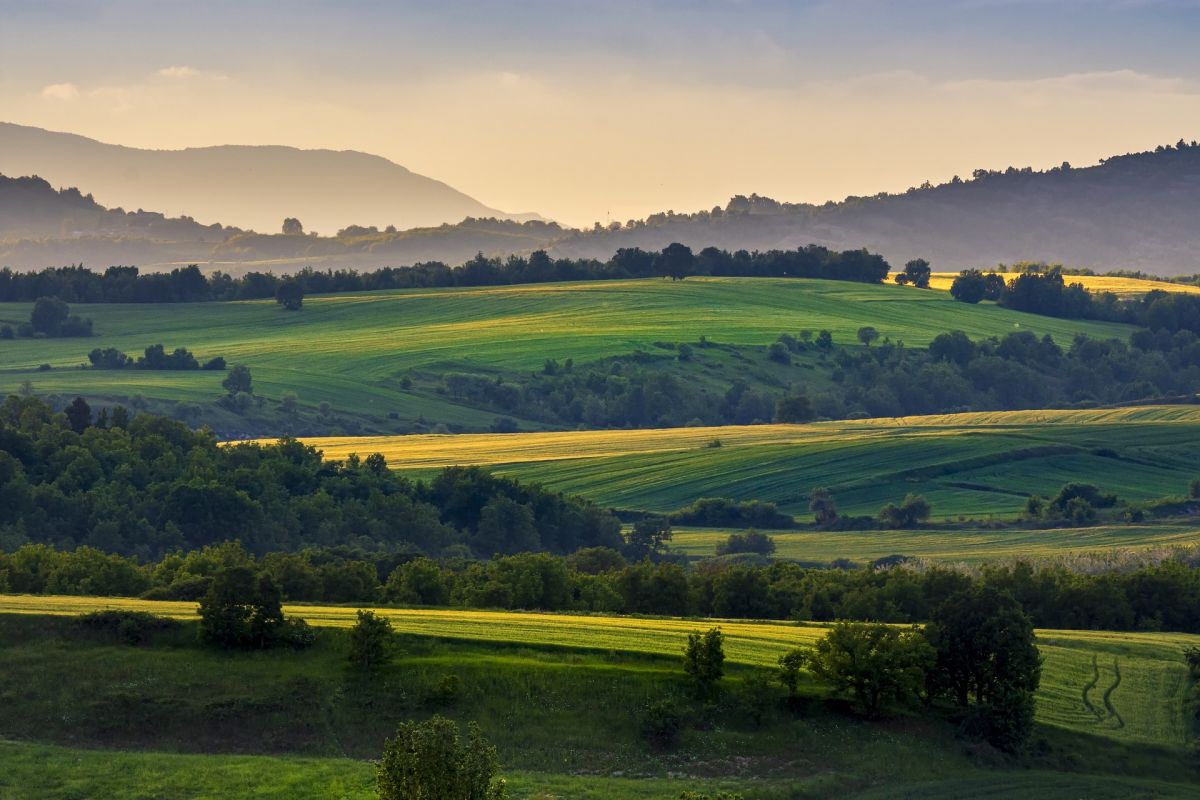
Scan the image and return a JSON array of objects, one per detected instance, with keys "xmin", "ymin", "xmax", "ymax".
[
  {"xmin": 6, "ymin": 539, "xmax": 1199, "ymax": 634},
  {"xmin": 0, "ymin": 396, "xmax": 620, "ymax": 559},
  {"xmin": 0, "ymin": 243, "xmax": 891, "ymax": 304}
]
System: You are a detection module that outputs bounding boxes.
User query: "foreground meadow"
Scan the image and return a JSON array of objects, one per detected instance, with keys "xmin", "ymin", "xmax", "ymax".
[{"xmin": 1, "ymin": 594, "xmax": 1194, "ymax": 751}]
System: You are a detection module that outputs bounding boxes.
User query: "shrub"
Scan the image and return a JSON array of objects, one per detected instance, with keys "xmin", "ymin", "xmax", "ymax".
[
  {"xmin": 640, "ymin": 697, "xmax": 685, "ymax": 748},
  {"xmin": 348, "ymin": 609, "xmax": 393, "ymax": 669},
  {"xmin": 716, "ymin": 530, "xmax": 776, "ymax": 556},
  {"xmin": 683, "ymin": 627, "xmax": 725, "ymax": 696},
  {"xmin": 74, "ymin": 610, "xmax": 181, "ymax": 645},
  {"xmin": 377, "ymin": 715, "xmax": 507, "ymax": 800}
]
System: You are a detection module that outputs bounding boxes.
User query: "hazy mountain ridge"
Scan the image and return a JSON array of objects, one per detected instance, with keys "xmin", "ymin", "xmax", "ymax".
[
  {"xmin": 0, "ymin": 122, "xmax": 530, "ymax": 234},
  {"xmin": 3, "ymin": 129, "xmax": 1199, "ymax": 275},
  {"xmin": 551, "ymin": 141, "xmax": 1200, "ymax": 274}
]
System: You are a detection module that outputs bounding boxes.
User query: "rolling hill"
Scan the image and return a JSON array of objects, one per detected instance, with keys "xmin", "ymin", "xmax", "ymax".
[{"xmin": 0, "ymin": 277, "xmax": 1132, "ymax": 435}]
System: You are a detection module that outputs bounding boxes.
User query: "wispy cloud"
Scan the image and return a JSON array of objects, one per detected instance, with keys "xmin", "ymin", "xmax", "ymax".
[{"xmin": 40, "ymin": 82, "xmax": 80, "ymax": 101}]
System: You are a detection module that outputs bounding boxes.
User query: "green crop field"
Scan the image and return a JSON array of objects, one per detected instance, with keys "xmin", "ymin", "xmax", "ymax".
[
  {"xmin": 303, "ymin": 405, "xmax": 1200, "ymax": 519},
  {"xmin": 669, "ymin": 523, "xmax": 1200, "ymax": 564},
  {"xmin": 0, "ymin": 277, "xmax": 1132, "ymax": 427},
  {"xmin": 2, "ymin": 594, "xmax": 1195, "ymax": 750}
]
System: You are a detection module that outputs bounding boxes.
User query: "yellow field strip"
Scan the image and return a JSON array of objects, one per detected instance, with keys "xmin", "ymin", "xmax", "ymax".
[
  {"xmin": 0, "ymin": 594, "xmax": 825, "ymax": 665},
  {"xmin": 249, "ymin": 405, "xmax": 1200, "ymax": 466},
  {"xmin": 926, "ymin": 273, "xmax": 1200, "ymax": 296}
]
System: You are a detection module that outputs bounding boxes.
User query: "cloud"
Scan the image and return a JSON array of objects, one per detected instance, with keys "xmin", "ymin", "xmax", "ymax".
[
  {"xmin": 158, "ymin": 65, "xmax": 200, "ymax": 79},
  {"xmin": 40, "ymin": 82, "xmax": 80, "ymax": 101}
]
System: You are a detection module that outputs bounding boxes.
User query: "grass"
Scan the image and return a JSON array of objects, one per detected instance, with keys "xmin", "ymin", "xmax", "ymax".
[
  {"xmin": 669, "ymin": 523, "xmax": 1200, "ymax": 565},
  {"xmin": 300, "ymin": 405, "xmax": 1200, "ymax": 519},
  {"xmin": 0, "ymin": 277, "xmax": 1132, "ymax": 429},
  {"xmin": 926, "ymin": 272, "xmax": 1200, "ymax": 297},
  {"xmin": 1, "ymin": 595, "xmax": 1196, "ymax": 750}
]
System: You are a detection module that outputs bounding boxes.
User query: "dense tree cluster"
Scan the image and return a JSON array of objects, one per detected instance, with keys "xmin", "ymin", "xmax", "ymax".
[
  {"xmin": 6, "ymin": 540, "xmax": 1199, "ymax": 634},
  {"xmin": 0, "ymin": 397, "xmax": 620, "ymax": 559},
  {"xmin": 0, "ymin": 244, "xmax": 891, "ymax": 305}
]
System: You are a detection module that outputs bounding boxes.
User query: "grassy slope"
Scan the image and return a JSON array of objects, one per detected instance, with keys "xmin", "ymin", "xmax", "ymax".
[
  {"xmin": 0, "ymin": 277, "xmax": 1131, "ymax": 426},
  {"xmin": 302, "ymin": 406, "xmax": 1200, "ymax": 520},
  {"xmin": 1, "ymin": 595, "xmax": 1195, "ymax": 751},
  {"xmin": 669, "ymin": 523, "xmax": 1200, "ymax": 565}
]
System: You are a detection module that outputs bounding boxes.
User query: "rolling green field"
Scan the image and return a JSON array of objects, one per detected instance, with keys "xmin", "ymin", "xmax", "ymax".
[
  {"xmin": 303, "ymin": 405, "xmax": 1200, "ymax": 520},
  {"xmin": 2, "ymin": 594, "xmax": 1195, "ymax": 751},
  {"xmin": 669, "ymin": 523, "xmax": 1200, "ymax": 564},
  {"xmin": 0, "ymin": 277, "xmax": 1132, "ymax": 431}
]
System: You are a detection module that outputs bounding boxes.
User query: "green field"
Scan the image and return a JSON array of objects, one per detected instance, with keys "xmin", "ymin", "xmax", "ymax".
[
  {"xmin": 0, "ymin": 277, "xmax": 1132, "ymax": 431},
  {"xmin": 2, "ymin": 595, "xmax": 1195, "ymax": 751},
  {"xmin": 669, "ymin": 523, "xmax": 1200, "ymax": 564},
  {"xmin": 303, "ymin": 405, "xmax": 1200, "ymax": 520}
]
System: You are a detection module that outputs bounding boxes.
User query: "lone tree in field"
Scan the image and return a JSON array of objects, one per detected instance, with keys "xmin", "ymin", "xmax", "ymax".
[
  {"xmin": 222, "ymin": 364, "xmax": 253, "ymax": 395},
  {"xmin": 809, "ymin": 487, "xmax": 839, "ymax": 528},
  {"xmin": 683, "ymin": 627, "xmax": 726, "ymax": 696},
  {"xmin": 807, "ymin": 621, "xmax": 933, "ymax": 717},
  {"xmin": 377, "ymin": 715, "xmax": 508, "ymax": 800},
  {"xmin": 281, "ymin": 217, "xmax": 304, "ymax": 235},
  {"xmin": 925, "ymin": 586, "xmax": 1041, "ymax": 752},
  {"xmin": 275, "ymin": 280, "xmax": 304, "ymax": 311},
  {"xmin": 348, "ymin": 609, "xmax": 393, "ymax": 669},
  {"xmin": 198, "ymin": 566, "xmax": 285, "ymax": 649},
  {"xmin": 856, "ymin": 326, "xmax": 880, "ymax": 347}
]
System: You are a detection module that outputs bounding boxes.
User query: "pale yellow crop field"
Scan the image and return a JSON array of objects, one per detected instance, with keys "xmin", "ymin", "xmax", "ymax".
[{"xmin": 926, "ymin": 272, "xmax": 1200, "ymax": 296}]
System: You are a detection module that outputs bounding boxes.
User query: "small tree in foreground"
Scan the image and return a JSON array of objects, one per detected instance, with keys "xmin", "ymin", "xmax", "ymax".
[
  {"xmin": 377, "ymin": 715, "xmax": 507, "ymax": 800},
  {"xmin": 348, "ymin": 609, "xmax": 393, "ymax": 669},
  {"xmin": 683, "ymin": 627, "xmax": 725, "ymax": 696}
]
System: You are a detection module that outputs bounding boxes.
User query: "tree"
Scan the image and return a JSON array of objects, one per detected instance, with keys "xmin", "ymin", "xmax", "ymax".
[
  {"xmin": 348, "ymin": 609, "xmax": 393, "ymax": 669},
  {"xmin": 901, "ymin": 259, "xmax": 932, "ymax": 289},
  {"xmin": 65, "ymin": 396, "xmax": 91, "ymax": 434},
  {"xmin": 656, "ymin": 242, "xmax": 695, "ymax": 280},
  {"xmin": 856, "ymin": 326, "xmax": 880, "ymax": 347},
  {"xmin": 807, "ymin": 622, "xmax": 933, "ymax": 716},
  {"xmin": 683, "ymin": 627, "xmax": 725, "ymax": 696},
  {"xmin": 30, "ymin": 296, "xmax": 69, "ymax": 336},
  {"xmin": 878, "ymin": 494, "xmax": 931, "ymax": 528},
  {"xmin": 281, "ymin": 217, "xmax": 304, "ymax": 235},
  {"xmin": 198, "ymin": 566, "xmax": 286, "ymax": 649},
  {"xmin": 925, "ymin": 586, "xmax": 1042, "ymax": 751},
  {"xmin": 625, "ymin": 516, "xmax": 672, "ymax": 560},
  {"xmin": 777, "ymin": 647, "xmax": 807, "ymax": 701},
  {"xmin": 950, "ymin": 270, "xmax": 987, "ymax": 304},
  {"xmin": 809, "ymin": 487, "xmax": 838, "ymax": 528},
  {"xmin": 276, "ymin": 281, "xmax": 304, "ymax": 311},
  {"xmin": 222, "ymin": 364, "xmax": 253, "ymax": 395},
  {"xmin": 377, "ymin": 715, "xmax": 507, "ymax": 800},
  {"xmin": 774, "ymin": 394, "xmax": 813, "ymax": 423}
]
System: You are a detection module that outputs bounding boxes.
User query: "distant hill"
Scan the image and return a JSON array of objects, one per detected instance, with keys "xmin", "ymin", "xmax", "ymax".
[
  {"xmin": 0, "ymin": 122, "xmax": 535, "ymax": 234},
  {"xmin": 3, "ymin": 132, "xmax": 1199, "ymax": 275},
  {"xmin": 552, "ymin": 141, "xmax": 1200, "ymax": 275}
]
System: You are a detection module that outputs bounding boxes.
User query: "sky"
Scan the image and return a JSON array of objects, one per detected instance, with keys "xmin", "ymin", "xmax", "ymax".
[{"xmin": 2, "ymin": 0, "xmax": 1200, "ymax": 226}]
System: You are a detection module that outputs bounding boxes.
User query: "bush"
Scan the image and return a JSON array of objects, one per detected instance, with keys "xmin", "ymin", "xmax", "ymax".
[
  {"xmin": 716, "ymin": 530, "xmax": 776, "ymax": 556},
  {"xmin": 377, "ymin": 715, "xmax": 507, "ymax": 800},
  {"xmin": 348, "ymin": 609, "xmax": 393, "ymax": 669},
  {"xmin": 683, "ymin": 627, "xmax": 725, "ymax": 696},
  {"xmin": 640, "ymin": 697, "xmax": 686, "ymax": 748},
  {"xmin": 74, "ymin": 610, "xmax": 181, "ymax": 645}
]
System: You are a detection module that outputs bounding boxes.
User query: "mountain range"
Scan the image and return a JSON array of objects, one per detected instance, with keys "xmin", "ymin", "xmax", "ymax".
[{"xmin": 2, "ymin": 122, "xmax": 1198, "ymax": 275}]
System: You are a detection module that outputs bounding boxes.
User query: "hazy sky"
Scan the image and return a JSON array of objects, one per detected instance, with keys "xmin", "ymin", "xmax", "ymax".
[{"xmin": 3, "ymin": 0, "xmax": 1200, "ymax": 225}]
